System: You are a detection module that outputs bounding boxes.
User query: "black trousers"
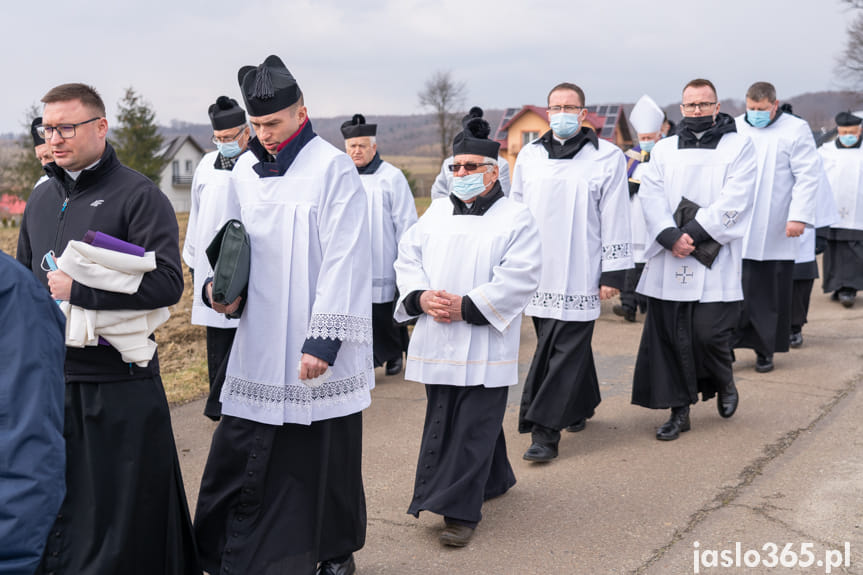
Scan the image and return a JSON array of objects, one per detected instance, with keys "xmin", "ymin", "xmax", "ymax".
[
  {"xmin": 619, "ymin": 262, "xmax": 647, "ymax": 313},
  {"xmin": 372, "ymin": 300, "xmax": 409, "ymax": 367},
  {"xmin": 204, "ymin": 326, "xmax": 236, "ymax": 420}
]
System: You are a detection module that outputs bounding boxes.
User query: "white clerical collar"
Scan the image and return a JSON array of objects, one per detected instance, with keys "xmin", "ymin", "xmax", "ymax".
[
  {"xmin": 64, "ymin": 158, "xmax": 101, "ymax": 181},
  {"xmin": 553, "ymin": 135, "xmax": 568, "ymax": 145}
]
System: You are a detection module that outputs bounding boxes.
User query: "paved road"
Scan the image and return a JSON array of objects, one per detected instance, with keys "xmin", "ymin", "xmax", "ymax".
[{"xmin": 171, "ymin": 290, "xmax": 863, "ymax": 575}]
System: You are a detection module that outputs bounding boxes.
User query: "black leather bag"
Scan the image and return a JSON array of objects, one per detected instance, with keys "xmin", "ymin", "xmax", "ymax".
[{"xmin": 206, "ymin": 219, "xmax": 250, "ymax": 319}]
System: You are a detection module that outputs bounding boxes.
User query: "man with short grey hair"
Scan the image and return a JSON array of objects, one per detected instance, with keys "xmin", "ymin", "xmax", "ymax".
[{"xmin": 341, "ymin": 114, "xmax": 417, "ymax": 376}]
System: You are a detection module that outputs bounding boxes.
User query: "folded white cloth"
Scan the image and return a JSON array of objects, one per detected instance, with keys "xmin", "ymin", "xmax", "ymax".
[
  {"xmin": 56, "ymin": 241, "xmax": 169, "ymax": 367},
  {"xmin": 57, "ymin": 241, "xmax": 157, "ymax": 294}
]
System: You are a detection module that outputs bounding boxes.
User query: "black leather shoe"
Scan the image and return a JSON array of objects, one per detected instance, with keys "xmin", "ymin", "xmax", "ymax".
[
  {"xmin": 656, "ymin": 406, "xmax": 690, "ymax": 441},
  {"xmin": 831, "ymin": 290, "xmax": 840, "ymax": 301},
  {"xmin": 439, "ymin": 523, "xmax": 475, "ymax": 547},
  {"xmin": 716, "ymin": 380, "xmax": 738, "ymax": 419},
  {"xmin": 789, "ymin": 331, "xmax": 803, "ymax": 348},
  {"xmin": 385, "ymin": 356, "xmax": 403, "ymax": 376},
  {"xmin": 612, "ymin": 304, "xmax": 636, "ymax": 322},
  {"xmin": 839, "ymin": 291, "xmax": 856, "ymax": 308},
  {"xmin": 317, "ymin": 554, "xmax": 356, "ymax": 575},
  {"xmin": 523, "ymin": 441, "xmax": 558, "ymax": 461},
  {"xmin": 565, "ymin": 419, "xmax": 586, "ymax": 433},
  {"xmin": 755, "ymin": 353, "xmax": 774, "ymax": 373}
]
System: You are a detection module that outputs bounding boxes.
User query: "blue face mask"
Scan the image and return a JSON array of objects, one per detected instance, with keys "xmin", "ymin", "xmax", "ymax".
[
  {"xmin": 549, "ymin": 112, "xmax": 582, "ymax": 140},
  {"xmin": 639, "ymin": 140, "xmax": 656, "ymax": 153},
  {"xmin": 839, "ymin": 134, "xmax": 859, "ymax": 147},
  {"xmin": 217, "ymin": 140, "xmax": 243, "ymax": 158},
  {"xmin": 451, "ymin": 172, "xmax": 487, "ymax": 201},
  {"xmin": 746, "ymin": 109, "xmax": 772, "ymax": 129}
]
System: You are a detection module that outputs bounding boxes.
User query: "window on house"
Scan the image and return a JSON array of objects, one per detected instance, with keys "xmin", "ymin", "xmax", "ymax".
[
  {"xmin": 522, "ymin": 131, "xmax": 539, "ymax": 146},
  {"xmin": 172, "ymin": 161, "xmax": 179, "ymax": 176},
  {"xmin": 186, "ymin": 160, "xmax": 193, "ymax": 172}
]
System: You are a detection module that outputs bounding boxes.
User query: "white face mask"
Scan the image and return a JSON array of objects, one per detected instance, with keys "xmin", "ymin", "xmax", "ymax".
[
  {"xmin": 451, "ymin": 172, "xmax": 486, "ymax": 201},
  {"xmin": 549, "ymin": 112, "xmax": 582, "ymax": 139}
]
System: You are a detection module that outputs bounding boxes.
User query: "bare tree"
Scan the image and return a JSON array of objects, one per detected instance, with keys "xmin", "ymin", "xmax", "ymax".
[
  {"xmin": 418, "ymin": 70, "xmax": 467, "ymax": 163},
  {"xmin": 835, "ymin": 0, "xmax": 863, "ymax": 87}
]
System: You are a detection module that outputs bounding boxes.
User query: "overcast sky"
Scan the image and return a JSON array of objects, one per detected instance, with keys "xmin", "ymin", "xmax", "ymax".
[{"xmin": 1, "ymin": 0, "xmax": 855, "ymax": 134}]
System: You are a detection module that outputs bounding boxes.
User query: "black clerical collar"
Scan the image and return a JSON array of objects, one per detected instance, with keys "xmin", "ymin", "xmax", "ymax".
[
  {"xmin": 538, "ymin": 126, "xmax": 599, "ymax": 159},
  {"xmin": 356, "ymin": 152, "xmax": 383, "ymax": 175},
  {"xmin": 248, "ymin": 118, "xmax": 316, "ymax": 178},
  {"xmin": 743, "ymin": 108, "xmax": 784, "ymax": 129},
  {"xmin": 677, "ymin": 112, "xmax": 737, "ymax": 150},
  {"xmin": 449, "ymin": 181, "xmax": 504, "ymax": 216}
]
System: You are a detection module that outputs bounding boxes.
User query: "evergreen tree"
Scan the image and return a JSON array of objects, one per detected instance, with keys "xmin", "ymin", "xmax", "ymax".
[{"xmin": 112, "ymin": 87, "xmax": 165, "ymax": 182}]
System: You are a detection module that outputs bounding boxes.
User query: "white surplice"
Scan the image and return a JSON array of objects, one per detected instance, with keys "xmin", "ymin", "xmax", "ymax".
[
  {"xmin": 182, "ymin": 150, "xmax": 241, "ymax": 329},
  {"xmin": 360, "ymin": 161, "xmax": 418, "ymax": 303},
  {"xmin": 637, "ymin": 132, "xmax": 758, "ymax": 302},
  {"xmin": 820, "ymin": 142, "xmax": 863, "ymax": 231},
  {"xmin": 219, "ymin": 137, "xmax": 373, "ymax": 426},
  {"xmin": 796, "ymin": 166, "xmax": 838, "ymax": 264},
  {"xmin": 394, "ymin": 196, "xmax": 541, "ymax": 388},
  {"xmin": 430, "ymin": 155, "xmax": 511, "ymax": 199},
  {"xmin": 630, "ymin": 161, "xmax": 650, "ymax": 263},
  {"xmin": 735, "ymin": 113, "xmax": 820, "ymax": 260},
  {"xmin": 511, "ymin": 138, "xmax": 633, "ymax": 321}
]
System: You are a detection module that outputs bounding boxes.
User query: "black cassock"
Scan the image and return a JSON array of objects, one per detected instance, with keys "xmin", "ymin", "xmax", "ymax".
[
  {"xmin": 519, "ymin": 318, "xmax": 600, "ymax": 433},
  {"xmin": 791, "ymin": 259, "xmax": 818, "ymax": 333},
  {"xmin": 371, "ymin": 300, "xmax": 409, "ymax": 366},
  {"xmin": 36, "ymin": 377, "xmax": 200, "ymax": 575},
  {"xmin": 195, "ymin": 413, "xmax": 365, "ymax": 575},
  {"xmin": 632, "ymin": 298, "xmax": 739, "ymax": 409},
  {"xmin": 408, "ymin": 385, "xmax": 515, "ymax": 524},
  {"xmin": 734, "ymin": 259, "xmax": 794, "ymax": 356},
  {"xmin": 204, "ymin": 325, "xmax": 236, "ymax": 420},
  {"xmin": 821, "ymin": 229, "xmax": 863, "ymax": 292}
]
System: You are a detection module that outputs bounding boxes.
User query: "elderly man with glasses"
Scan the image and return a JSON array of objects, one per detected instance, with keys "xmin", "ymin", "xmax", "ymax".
[
  {"xmin": 512, "ymin": 82, "xmax": 632, "ymax": 463},
  {"xmin": 395, "ymin": 116, "xmax": 541, "ymax": 547},
  {"xmin": 183, "ymin": 95, "xmax": 250, "ymax": 421},
  {"xmin": 16, "ymin": 83, "xmax": 198, "ymax": 573},
  {"xmin": 631, "ymin": 78, "xmax": 757, "ymax": 441}
]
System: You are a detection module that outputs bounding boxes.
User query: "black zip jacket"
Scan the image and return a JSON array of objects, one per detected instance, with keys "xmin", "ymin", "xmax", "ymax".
[{"xmin": 16, "ymin": 142, "xmax": 183, "ymax": 382}]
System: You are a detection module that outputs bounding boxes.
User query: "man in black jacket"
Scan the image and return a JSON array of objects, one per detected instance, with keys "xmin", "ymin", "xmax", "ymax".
[{"xmin": 17, "ymin": 83, "xmax": 200, "ymax": 575}]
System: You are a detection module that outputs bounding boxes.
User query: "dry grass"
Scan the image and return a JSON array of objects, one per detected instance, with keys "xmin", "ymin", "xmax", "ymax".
[{"xmin": 2, "ymin": 199, "xmax": 431, "ymax": 405}]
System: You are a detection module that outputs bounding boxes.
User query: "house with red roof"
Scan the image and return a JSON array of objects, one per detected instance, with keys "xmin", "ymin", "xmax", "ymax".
[{"xmin": 0, "ymin": 193, "xmax": 26, "ymax": 226}]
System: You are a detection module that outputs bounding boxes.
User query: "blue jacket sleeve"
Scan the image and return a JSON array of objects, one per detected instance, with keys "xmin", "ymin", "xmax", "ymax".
[{"xmin": 0, "ymin": 254, "xmax": 67, "ymax": 575}]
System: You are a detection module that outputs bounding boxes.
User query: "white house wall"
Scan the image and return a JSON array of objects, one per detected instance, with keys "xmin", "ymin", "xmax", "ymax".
[{"xmin": 159, "ymin": 139, "xmax": 206, "ymax": 213}]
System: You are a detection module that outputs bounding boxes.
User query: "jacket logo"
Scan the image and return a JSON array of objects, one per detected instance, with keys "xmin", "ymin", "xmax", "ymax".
[{"xmin": 90, "ymin": 200, "xmax": 104, "ymax": 207}]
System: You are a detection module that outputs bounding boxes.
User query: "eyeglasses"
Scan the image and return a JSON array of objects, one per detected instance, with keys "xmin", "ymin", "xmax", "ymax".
[
  {"xmin": 680, "ymin": 102, "xmax": 717, "ymax": 113},
  {"xmin": 37, "ymin": 117, "xmax": 101, "ymax": 139},
  {"xmin": 547, "ymin": 105, "xmax": 584, "ymax": 114},
  {"xmin": 211, "ymin": 126, "xmax": 247, "ymax": 145},
  {"xmin": 448, "ymin": 162, "xmax": 493, "ymax": 173}
]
